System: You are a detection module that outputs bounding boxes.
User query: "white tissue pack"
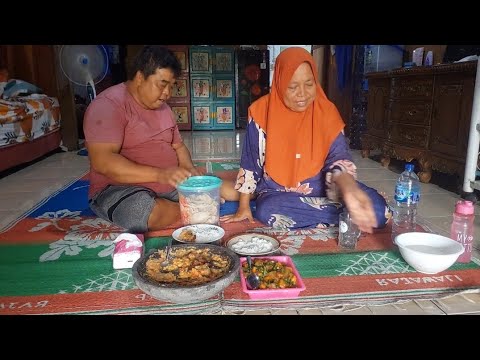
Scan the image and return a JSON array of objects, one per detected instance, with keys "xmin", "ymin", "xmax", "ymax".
[{"xmin": 112, "ymin": 233, "xmax": 144, "ymax": 270}]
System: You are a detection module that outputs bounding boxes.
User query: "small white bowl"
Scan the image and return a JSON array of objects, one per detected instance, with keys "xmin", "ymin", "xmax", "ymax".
[{"xmin": 394, "ymin": 232, "xmax": 465, "ymax": 274}]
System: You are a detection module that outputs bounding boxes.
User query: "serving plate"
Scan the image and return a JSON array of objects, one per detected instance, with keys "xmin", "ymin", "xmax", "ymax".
[{"xmin": 172, "ymin": 224, "xmax": 225, "ymax": 244}]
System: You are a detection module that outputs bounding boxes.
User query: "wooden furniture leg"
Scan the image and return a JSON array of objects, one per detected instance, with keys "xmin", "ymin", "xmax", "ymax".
[
  {"xmin": 380, "ymin": 154, "xmax": 391, "ymax": 167},
  {"xmin": 418, "ymin": 158, "xmax": 432, "ymax": 183}
]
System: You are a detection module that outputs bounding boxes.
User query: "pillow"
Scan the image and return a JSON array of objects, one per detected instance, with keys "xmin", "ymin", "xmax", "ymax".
[
  {"xmin": 2, "ymin": 79, "xmax": 43, "ymax": 99},
  {"xmin": 0, "ymin": 68, "xmax": 8, "ymax": 96}
]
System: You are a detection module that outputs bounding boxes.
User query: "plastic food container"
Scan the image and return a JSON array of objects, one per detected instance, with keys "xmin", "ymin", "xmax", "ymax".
[
  {"xmin": 239, "ymin": 256, "xmax": 306, "ymax": 300},
  {"xmin": 177, "ymin": 176, "xmax": 222, "ymax": 226}
]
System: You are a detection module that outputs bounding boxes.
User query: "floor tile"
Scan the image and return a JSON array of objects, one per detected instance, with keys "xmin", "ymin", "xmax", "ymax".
[
  {"xmin": 366, "ymin": 300, "xmax": 445, "ymax": 315},
  {"xmin": 0, "ymin": 178, "xmax": 67, "ymax": 193},
  {"xmin": 417, "ymin": 193, "xmax": 461, "ymax": 218},
  {"xmin": 0, "ymin": 210, "xmax": 20, "ymax": 230},
  {"xmin": 243, "ymin": 309, "xmax": 274, "ymax": 315},
  {"xmin": 356, "ymin": 168, "xmax": 399, "ymax": 181},
  {"xmin": 433, "ymin": 292, "xmax": 480, "ymax": 315},
  {"xmin": 297, "ymin": 308, "xmax": 326, "ymax": 315}
]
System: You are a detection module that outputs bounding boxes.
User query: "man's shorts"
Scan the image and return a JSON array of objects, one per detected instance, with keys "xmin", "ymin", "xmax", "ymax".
[{"xmin": 89, "ymin": 185, "xmax": 179, "ymax": 233}]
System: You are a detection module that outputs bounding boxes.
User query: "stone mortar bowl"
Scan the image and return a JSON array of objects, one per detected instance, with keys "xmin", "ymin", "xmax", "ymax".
[{"xmin": 132, "ymin": 244, "xmax": 240, "ymax": 304}]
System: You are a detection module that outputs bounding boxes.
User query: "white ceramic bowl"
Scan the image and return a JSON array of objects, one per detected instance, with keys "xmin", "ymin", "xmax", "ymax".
[{"xmin": 394, "ymin": 232, "xmax": 465, "ymax": 274}]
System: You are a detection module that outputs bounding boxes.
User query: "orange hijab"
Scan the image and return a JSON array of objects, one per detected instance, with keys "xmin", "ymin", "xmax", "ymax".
[{"xmin": 249, "ymin": 47, "xmax": 345, "ymax": 188}]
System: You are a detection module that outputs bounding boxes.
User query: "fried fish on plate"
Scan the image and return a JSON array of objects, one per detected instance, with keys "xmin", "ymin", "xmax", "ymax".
[{"xmin": 179, "ymin": 228, "xmax": 196, "ymax": 242}]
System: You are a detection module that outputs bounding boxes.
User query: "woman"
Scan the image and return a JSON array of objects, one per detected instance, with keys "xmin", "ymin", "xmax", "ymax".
[{"xmin": 221, "ymin": 47, "xmax": 390, "ymax": 233}]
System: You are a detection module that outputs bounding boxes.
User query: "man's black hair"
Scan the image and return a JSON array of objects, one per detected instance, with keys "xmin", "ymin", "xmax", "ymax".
[{"xmin": 130, "ymin": 45, "xmax": 182, "ymax": 80}]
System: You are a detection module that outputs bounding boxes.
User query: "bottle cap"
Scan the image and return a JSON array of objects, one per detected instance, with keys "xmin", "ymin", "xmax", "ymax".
[
  {"xmin": 405, "ymin": 163, "xmax": 414, "ymax": 172},
  {"xmin": 455, "ymin": 200, "xmax": 475, "ymax": 215}
]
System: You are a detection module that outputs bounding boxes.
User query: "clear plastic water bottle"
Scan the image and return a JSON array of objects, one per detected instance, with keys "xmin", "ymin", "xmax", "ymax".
[
  {"xmin": 392, "ymin": 163, "xmax": 421, "ymax": 242},
  {"xmin": 450, "ymin": 200, "xmax": 475, "ymax": 263}
]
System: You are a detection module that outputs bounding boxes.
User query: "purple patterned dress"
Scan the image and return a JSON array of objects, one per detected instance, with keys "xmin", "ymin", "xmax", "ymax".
[{"xmin": 235, "ymin": 119, "xmax": 390, "ymax": 230}]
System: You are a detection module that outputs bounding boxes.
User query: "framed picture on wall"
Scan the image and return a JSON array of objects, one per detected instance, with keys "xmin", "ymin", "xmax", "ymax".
[
  {"xmin": 171, "ymin": 106, "xmax": 189, "ymax": 124},
  {"xmin": 174, "ymin": 51, "xmax": 187, "ymax": 71},
  {"xmin": 215, "ymin": 52, "xmax": 233, "ymax": 72},
  {"xmin": 193, "ymin": 106, "xmax": 211, "ymax": 124},
  {"xmin": 191, "ymin": 52, "xmax": 210, "ymax": 72},
  {"xmin": 192, "ymin": 78, "xmax": 210, "ymax": 98},
  {"xmin": 216, "ymin": 106, "xmax": 233, "ymax": 124},
  {"xmin": 216, "ymin": 79, "xmax": 233, "ymax": 98},
  {"xmin": 172, "ymin": 79, "xmax": 187, "ymax": 98}
]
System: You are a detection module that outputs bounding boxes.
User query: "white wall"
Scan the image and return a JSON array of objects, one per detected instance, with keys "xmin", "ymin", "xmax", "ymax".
[{"xmin": 267, "ymin": 45, "xmax": 312, "ymax": 86}]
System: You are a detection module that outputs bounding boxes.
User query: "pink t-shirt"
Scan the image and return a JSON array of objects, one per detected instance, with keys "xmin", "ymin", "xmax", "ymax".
[{"xmin": 84, "ymin": 83, "xmax": 182, "ymax": 198}]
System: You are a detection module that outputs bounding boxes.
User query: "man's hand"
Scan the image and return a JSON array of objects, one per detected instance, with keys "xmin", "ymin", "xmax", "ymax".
[
  {"xmin": 184, "ymin": 166, "xmax": 205, "ymax": 176},
  {"xmin": 174, "ymin": 142, "xmax": 203, "ymax": 177},
  {"xmin": 160, "ymin": 167, "xmax": 192, "ymax": 187}
]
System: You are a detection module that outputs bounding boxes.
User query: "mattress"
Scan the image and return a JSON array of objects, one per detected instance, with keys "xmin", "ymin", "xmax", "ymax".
[{"xmin": 0, "ymin": 94, "xmax": 61, "ymax": 148}]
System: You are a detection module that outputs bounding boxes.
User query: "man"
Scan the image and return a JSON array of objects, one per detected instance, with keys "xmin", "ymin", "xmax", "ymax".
[{"xmin": 84, "ymin": 45, "xmax": 237, "ymax": 233}]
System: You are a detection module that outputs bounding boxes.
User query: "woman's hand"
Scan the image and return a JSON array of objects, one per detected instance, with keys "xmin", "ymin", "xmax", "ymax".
[
  {"xmin": 334, "ymin": 173, "xmax": 377, "ymax": 233},
  {"xmin": 220, "ymin": 207, "xmax": 254, "ymax": 223},
  {"xmin": 342, "ymin": 187, "xmax": 377, "ymax": 233}
]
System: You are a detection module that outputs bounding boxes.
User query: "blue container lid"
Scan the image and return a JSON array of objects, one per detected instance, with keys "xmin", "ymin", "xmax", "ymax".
[
  {"xmin": 405, "ymin": 163, "xmax": 414, "ymax": 172},
  {"xmin": 177, "ymin": 176, "xmax": 222, "ymax": 192}
]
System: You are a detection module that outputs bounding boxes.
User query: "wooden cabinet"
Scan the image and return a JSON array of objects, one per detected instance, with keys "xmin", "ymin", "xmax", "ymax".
[
  {"xmin": 235, "ymin": 49, "xmax": 270, "ymax": 129},
  {"xmin": 430, "ymin": 73, "xmax": 474, "ymax": 158},
  {"xmin": 361, "ymin": 62, "xmax": 476, "ymax": 182},
  {"xmin": 166, "ymin": 45, "xmax": 192, "ymax": 131},
  {"xmin": 365, "ymin": 78, "xmax": 389, "ymax": 138},
  {"xmin": 189, "ymin": 46, "xmax": 235, "ymax": 130}
]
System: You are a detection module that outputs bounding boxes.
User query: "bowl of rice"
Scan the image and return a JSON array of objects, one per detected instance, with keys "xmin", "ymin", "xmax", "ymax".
[{"xmin": 226, "ymin": 233, "xmax": 280, "ymax": 256}]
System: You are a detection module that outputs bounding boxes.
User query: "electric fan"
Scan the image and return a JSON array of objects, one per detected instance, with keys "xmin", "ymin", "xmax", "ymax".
[{"xmin": 59, "ymin": 45, "xmax": 109, "ymax": 102}]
